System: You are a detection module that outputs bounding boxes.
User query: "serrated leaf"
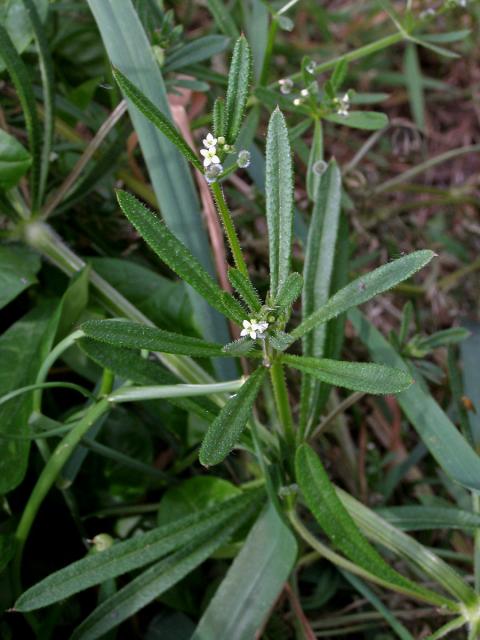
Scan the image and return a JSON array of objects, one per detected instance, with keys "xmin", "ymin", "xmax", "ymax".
[
  {"xmin": 266, "ymin": 108, "xmax": 294, "ymax": 298},
  {"xmin": 225, "ymin": 35, "xmax": 252, "ymax": 144},
  {"xmin": 291, "ymin": 250, "xmax": 435, "ymax": 343},
  {"xmin": 228, "ymin": 268, "xmax": 262, "ymax": 313},
  {"xmin": 0, "ymin": 128, "xmax": 32, "ymax": 190},
  {"xmin": 78, "ymin": 338, "xmax": 218, "ymax": 423},
  {"xmin": 295, "ymin": 445, "xmax": 448, "ymax": 605},
  {"xmin": 275, "ymin": 272, "xmax": 303, "ymax": 309},
  {"xmin": 324, "ymin": 111, "xmax": 389, "ymax": 130},
  {"xmin": 222, "ymin": 337, "xmax": 255, "ymax": 356},
  {"xmin": 199, "ymin": 367, "xmax": 267, "ymax": 466},
  {"xmin": 82, "ymin": 320, "xmax": 227, "ymax": 358},
  {"xmin": 16, "ymin": 490, "xmax": 262, "ymax": 612},
  {"xmin": 112, "ymin": 67, "xmax": 203, "ymax": 171},
  {"xmin": 283, "ymin": 355, "xmax": 412, "ymax": 394},
  {"xmin": 116, "ymin": 190, "xmax": 245, "ymax": 324},
  {"xmin": 192, "ymin": 504, "xmax": 297, "ymax": 640}
]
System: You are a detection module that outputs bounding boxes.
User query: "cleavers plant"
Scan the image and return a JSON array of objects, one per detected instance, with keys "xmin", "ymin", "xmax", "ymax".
[{"xmin": 1, "ymin": 2, "xmax": 480, "ymax": 639}]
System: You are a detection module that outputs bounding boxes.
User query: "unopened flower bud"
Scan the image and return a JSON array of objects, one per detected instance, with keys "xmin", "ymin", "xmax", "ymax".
[
  {"xmin": 217, "ymin": 136, "xmax": 225, "ymax": 144},
  {"xmin": 278, "ymin": 78, "xmax": 293, "ymax": 95},
  {"xmin": 237, "ymin": 150, "xmax": 251, "ymax": 168},
  {"xmin": 205, "ymin": 163, "xmax": 223, "ymax": 183}
]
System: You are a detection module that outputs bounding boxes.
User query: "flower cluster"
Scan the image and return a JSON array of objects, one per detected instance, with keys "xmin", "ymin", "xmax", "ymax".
[
  {"xmin": 200, "ymin": 133, "xmax": 222, "ymax": 168},
  {"xmin": 334, "ymin": 93, "xmax": 350, "ymax": 117},
  {"xmin": 240, "ymin": 318, "xmax": 269, "ymax": 340}
]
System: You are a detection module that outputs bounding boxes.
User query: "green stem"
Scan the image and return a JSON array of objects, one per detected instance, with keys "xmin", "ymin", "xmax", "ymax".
[
  {"xmin": 259, "ymin": 17, "xmax": 279, "ymax": 86},
  {"xmin": 108, "ymin": 379, "xmax": 245, "ymax": 403},
  {"xmin": 288, "ymin": 510, "xmax": 459, "ymax": 611},
  {"xmin": 13, "ymin": 398, "xmax": 111, "ymax": 594},
  {"xmin": 273, "ymin": 32, "xmax": 404, "ymax": 87},
  {"xmin": 33, "ymin": 329, "xmax": 84, "ymax": 413},
  {"xmin": 210, "ymin": 181, "xmax": 248, "ymax": 277},
  {"xmin": 270, "ymin": 359, "xmax": 295, "ymax": 450}
]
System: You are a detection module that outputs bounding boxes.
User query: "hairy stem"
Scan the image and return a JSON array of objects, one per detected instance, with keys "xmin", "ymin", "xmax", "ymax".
[{"xmin": 210, "ymin": 181, "xmax": 249, "ymax": 277}]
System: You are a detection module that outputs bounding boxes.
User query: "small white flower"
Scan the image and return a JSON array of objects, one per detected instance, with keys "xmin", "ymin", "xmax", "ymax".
[
  {"xmin": 300, "ymin": 89, "xmax": 309, "ymax": 97},
  {"xmin": 200, "ymin": 147, "xmax": 221, "ymax": 167},
  {"xmin": 204, "ymin": 163, "xmax": 223, "ymax": 183},
  {"xmin": 203, "ymin": 132, "xmax": 217, "ymax": 149},
  {"xmin": 237, "ymin": 149, "xmax": 251, "ymax": 168},
  {"xmin": 240, "ymin": 319, "xmax": 269, "ymax": 340},
  {"xmin": 293, "ymin": 98, "xmax": 302, "ymax": 106},
  {"xmin": 336, "ymin": 93, "xmax": 350, "ymax": 117}
]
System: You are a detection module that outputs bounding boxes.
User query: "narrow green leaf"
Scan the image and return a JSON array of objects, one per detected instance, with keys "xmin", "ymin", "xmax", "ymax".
[
  {"xmin": 292, "ymin": 250, "xmax": 435, "ymax": 343},
  {"xmin": 377, "ymin": 505, "xmax": 480, "ymax": 531},
  {"xmin": 416, "ymin": 327, "xmax": 470, "ymax": 352},
  {"xmin": 112, "ymin": 67, "xmax": 202, "ymax": 171},
  {"xmin": 324, "ymin": 111, "xmax": 389, "ymax": 130},
  {"xmin": 420, "ymin": 29, "xmax": 470, "ymax": 44},
  {"xmin": 300, "ymin": 160, "xmax": 342, "ymax": 428},
  {"xmin": 213, "ymin": 97, "xmax": 226, "ymax": 139},
  {"xmin": 306, "ymin": 119, "xmax": 324, "ymax": 201},
  {"xmin": 78, "ymin": 338, "xmax": 219, "ymax": 423},
  {"xmin": 165, "ymin": 35, "xmax": 230, "ymax": 72},
  {"xmin": 192, "ymin": 504, "xmax": 297, "ymax": 640},
  {"xmin": 206, "ymin": 0, "xmax": 239, "ymax": 38},
  {"xmin": 283, "ymin": 355, "xmax": 412, "ymax": 394},
  {"xmin": 0, "ymin": 245, "xmax": 40, "ymax": 310},
  {"xmin": 404, "ymin": 43, "xmax": 425, "ymax": 132},
  {"xmin": 55, "ymin": 266, "xmax": 89, "ymax": 341},
  {"xmin": 331, "ymin": 59, "xmax": 348, "ymax": 91},
  {"xmin": 199, "ymin": 367, "xmax": 267, "ymax": 466},
  {"xmin": 22, "ymin": 0, "xmax": 54, "ymax": 204},
  {"xmin": 0, "ymin": 21, "xmax": 42, "ymax": 208},
  {"xmin": 116, "ymin": 190, "xmax": 245, "ymax": 325},
  {"xmin": 71, "ymin": 511, "xmax": 254, "ymax": 640},
  {"xmin": 265, "ymin": 107, "xmax": 294, "ymax": 298},
  {"xmin": 82, "ymin": 320, "xmax": 227, "ymax": 358},
  {"xmin": 413, "ymin": 36, "xmax": 460, "ymax": 59},
  {"xmin": 338, "ymin": 486, "xmax": 477, "ymax": 604},
  {"xmin": 295, "ymin": 445, "xmax": 449, "ymax": 605},
  {"xmin": 275, "ymin": 272, "xmax": 303, "ymax": 309},
  {"xmin": 0, "ymin": 0, "xmax": 48, "ymax": 72},
  {"xmin": 228, "ymin": 268, "xmax": 262, "ymax": 313},
  {"xmin": 225, "ymin": 35, "xmax": 252, "ymax": 144},
  {"xmin": 350, "ymin": 309, "xmax": 480, "ymax": 493},
  {"xmin": 0, "ymin": 129, "xmax": 32, "ymax": 190},
  {"xmin": 16, "ymin": 490, "xmax": 262, "ymax": 612}
]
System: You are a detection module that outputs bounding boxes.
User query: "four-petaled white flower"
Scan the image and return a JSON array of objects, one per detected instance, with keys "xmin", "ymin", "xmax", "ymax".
[
  {"xmin": 240, "ymin": 319, "xmax": 269, "ymax": 340},
  {"xmin": 203, "ymin": 132, "xmax": 217, "ymax": 148},
  {"xmin": 336, "ymin": 93, "xmax": 350, "ymax": 117},
  {"xmin": 201, "ymin": 147, "xmax": 221, "ymax": 168}
]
